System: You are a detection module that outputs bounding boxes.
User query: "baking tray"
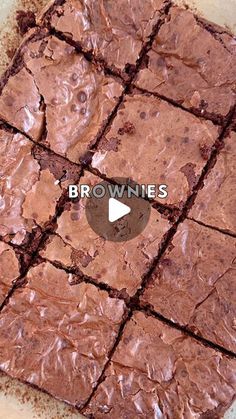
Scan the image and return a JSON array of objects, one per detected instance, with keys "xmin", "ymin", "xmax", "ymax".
[{"xmin": 0, "ymin": 0, "xmax": 235, "ymax": 418}]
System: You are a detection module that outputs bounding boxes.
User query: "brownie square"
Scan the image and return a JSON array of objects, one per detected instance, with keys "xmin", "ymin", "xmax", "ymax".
[
  {"xmin": 0, "ymin": 241, "xmax": 21, "ymax": 305},
  {"xmin": 0, "ymin": 261, "xmax": 126, "ymax": 407},
  {"xmin": 40, "ymin": 172, "xmax": 171, "ymax": 296},
  {"xmin": 43, "ymin": 0, "xmax": 169, "ymax": 75},
  {"xmin": 141, "ymin": 219, "xmax": 236, "ymax": 352},
  {"xmin": 91, "ymin": 93, "xmax": 218, "ymax": 209},
  {"xmin": 0, "ymin": 35, "xmax": 123, "ymax": 163},
  {"xmin": 135, "ymin": 6, "xmax": 236, "ymax": 122},
  {"xmin": 189, "ymin": 131, "xmax": 236, "ymax": 235},
  {"xmin": 83, "ymin": 311, "xmax": 236, "ymax": 418},
  {"xmin": 0, "ymin": 128, "xmax": 80, "ymax": 245}
]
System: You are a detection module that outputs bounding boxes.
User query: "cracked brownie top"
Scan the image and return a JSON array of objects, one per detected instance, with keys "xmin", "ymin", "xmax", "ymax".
[
  {"xmin": 0, "ymin": 34, "xmax": 123, "ymax": 163},
  {"xmin": 141, "ymin": 219, "xmax": 236, "ymax": 353},
  {"xmin": 135, "ymin": 6, "xmax": 236, "ymax": 123},
  {"xmin": 0, "ymin": 260, "xmax": 126, "ymax": 407},
  {"xmin": 43, "ymin": 0, "xmax": 170, "ymax": 75},
  {"xmin": 40, "ymin": 171, "xmax": 171, "ymax": 297},
  {"xmin": 91, "ymin": 93, "xmax": 219, "ymax": 209},
  {"xmin": 190, "ymin": 131, "xmax": 236, "ymax": 235},
  {"xmin": 0, "ymin": 128, "xmax": 80, "ymax": 246},
  {"xmin": 84, "ymin": 311, "xmax": 236, "ymax": 418}
]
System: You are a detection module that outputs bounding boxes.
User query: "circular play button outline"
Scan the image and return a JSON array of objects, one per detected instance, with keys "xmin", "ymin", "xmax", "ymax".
[{"xmin": 85, "ymin": 177, "xmax": 151, "ymax": 242}]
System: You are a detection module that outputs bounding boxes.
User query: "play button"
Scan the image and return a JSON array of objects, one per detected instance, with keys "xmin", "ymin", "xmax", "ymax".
[
  {"xmin": 85, "ymin": 177, "xmax": 151, "ymax": 242},
  {"xmin": 109, "ymin": 198, "xmax": 131, "ymax": 222}
]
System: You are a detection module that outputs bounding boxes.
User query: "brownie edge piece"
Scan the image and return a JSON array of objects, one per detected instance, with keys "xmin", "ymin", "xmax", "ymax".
[
  {"xmin": 83, "ymin": 311, "xmax": 236, "ymax": 418},
  {"xmin": 43, "ymin": 0, "xmax": 169, "ymax": 75},
  {"xmin": 0, "ymin": 261, "xmax": 126, "ymax": 407},
  {"xmin": 0, "ymin": 35, "xmax": 123, "ymax": 163},
  {"xmin": 189, "ymin": 131, "xmax": 236, "ymax": 235},
  {"xmin": 135, "ymin": 6, "xmax": 236, "ymax": 122},
  {"xmin": 141, "ymin": 219, "xmax": 236, "ymax": 353},
  {"xmin": 0, "ymin": 242, "xmax": 21, "ymax": 306},
  {"xmin": 0, "ymin": 128, "xmax": 80, "ymax": 246}
]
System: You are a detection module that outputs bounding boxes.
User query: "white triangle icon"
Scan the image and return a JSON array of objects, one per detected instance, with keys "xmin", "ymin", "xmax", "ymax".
[{"xmin": 108, "ymin": 198, "xmax": 131, "ymax": 223}]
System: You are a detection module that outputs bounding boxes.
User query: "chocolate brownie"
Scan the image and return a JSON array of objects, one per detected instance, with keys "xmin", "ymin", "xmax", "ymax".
[
  {"xmin": 189, "ymin": 131, "xmax": 236, "ymax": 235},
  {"xmin": 0, "ymin": 241, "xmax": 21, "ymax": 305},
  {"xmin": 0, "ymin": 261, "xmax": 126, "ymax": 407},
  {"xmin": 83, "ymin": 311, "xmax": 236, "ymax": 418},
  {"xmin": 135, "ymin": 6, "xmax": 236, "ymax": 123},
  {"xmin": 40, "ymin": 172, "xmax": 171, "ymax": 296},
  {"xmin": 0, "ymin": 34, "xmax": 123, "ymax": 163},
  {"xmin": 91, "ymin": 93, "xmax": 218, "ymax": 209},
  {"xmin": 42, "ymin": 0, "xmax": 170, "ymax": 76},
  {"xmin": 0, "ymin": 2, "xmax": 235, "ymax": 416},
  {"xmin": 141, "ymin": 219, "xmax": 236, "ymax": 352},
  {"xmin": 0, "ymin": 128, "xmax": 80, "ymax": 245}
]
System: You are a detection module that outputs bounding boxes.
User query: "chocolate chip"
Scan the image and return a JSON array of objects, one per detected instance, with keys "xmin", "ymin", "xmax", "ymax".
[
  {"xmin": 51, "ymin": 98, "xmax": 59, "ymax": 106},
  {"xmin": 199, "ymin": 143, "xmax": 211, "ymax": 160},
  {"xmin": 118, "ymin": 121, "xmax": 135, "ymax": 135},
  {"xmin": 200, "ymin": 99, "xmax": 208, "ymax": 110},
  {"xmin": 77, "ymin": 91, "xmax": 87, "ymax": 103},
  {"xmin": 4, "ymin": 96, "xmax": 14, "ymax": 106},
  {"xmin": 80, "ymin": 107, "xmax": 86, "ymax": 115},
  {"xmin": 71, "ymin": 212, "xmax": 80, "ymax": 221},
  {"xmin": 71, "ymin": 73, "xmax": 78, "ymax": 82},
  {"xmin": 140, "ymin": 112, "xmax": 146, "ymax": 119}
]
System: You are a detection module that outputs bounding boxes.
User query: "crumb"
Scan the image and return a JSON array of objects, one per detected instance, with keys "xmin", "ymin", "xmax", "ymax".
[
  {"xmin": 199, "ymin": 143, "xmax": 212, "ymax": 160},
  {"xmin": 16, "ymin": 10, "xmax": 36, "ymax": 35},
  {"xmin": 118, "ymin": 121, "xmax": 136, "ymax": 135}
]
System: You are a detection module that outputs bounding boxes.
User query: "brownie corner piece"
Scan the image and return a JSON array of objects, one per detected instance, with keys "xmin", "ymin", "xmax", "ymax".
[
  {"xmin": 43, "ymin": 0, "xmax": 170, "ymax": 75},
  {"xmin": 0, "ymin": 34, "xmax": 123, "ymax": 163},
  {"xmin": 91, "ymin": 93, "xmax": 218, "ymax": 209},
  {"xmin": 0, "ymin": 260, "xmax": 126, "ymax": 407},
  {"xmin": 189, "ymin": 130, "xmax": 236, "ymax": 235},
  {"xmin": 141, "ymin": 219, "xmax": 236, "ymax": 353},
  {"xmin": 83, "ymin": 311, "xmax": 236, "ymax": 418},
  {"xmin": 135, "ymin": 5, "xmax": 236, "ymax": 122}
]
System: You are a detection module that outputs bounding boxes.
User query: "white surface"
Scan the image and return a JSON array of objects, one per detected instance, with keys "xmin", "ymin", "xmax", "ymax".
[
  {"xmin": 0, "ymin": 372, "xmax": 82, "ymax": 419},
  {"xmin": 109, "ymin": 198, "xmax": 131, "ymax": 222},
  {"xmin": 175, "ymin": 0, "xmax": 236, "ymax": 32}
]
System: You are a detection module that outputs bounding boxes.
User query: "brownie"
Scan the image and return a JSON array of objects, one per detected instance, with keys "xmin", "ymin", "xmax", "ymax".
[
  {"xmin": 0, "ymin": 241, "xmax": 21, "ymax": 305},
  {"xmin": 83, "ymin": 311, "xmax": 236, "ymax": 418},
  {"xmin": 40, "ymin": 172, "xmax": 171, "ymax": 296},
  {"xmin": 42, "ymin": 0, "xmax": 170, "ymax": 75},
  {"xmin": 0, "ymin": 128, "xmax": 80, "ymax": 245},
  {"xmin": 135, "ymin": 6, "xmax": 236, "ymax": 122},
  {"xmin": 141, "ymin": 219, "xmax": 236, "ymax": 352},
  {"xmin": 91, "ymin": 93, "xmax": 218, "ymax": 209},
  {"xmin": 0, "ymin": 34, "xmax": 123, "ymax": 163},
  {"xmin": 16, "ymin": 11, "xmax": 37, "ymax": 36},
  {"xmin": 189, "ymin": 131, "xmax": 236, "ymax": 235},
  {"xmin": 0, "ymin": 66, "xmax": 44, "ymax": 139},
  {"xmin": 0, "ymin": 2, "xmax": 235, "ymax": 415},
  {"xmin": 0, "ymin": 261, "xmax": 126, "ymax": 407}
]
